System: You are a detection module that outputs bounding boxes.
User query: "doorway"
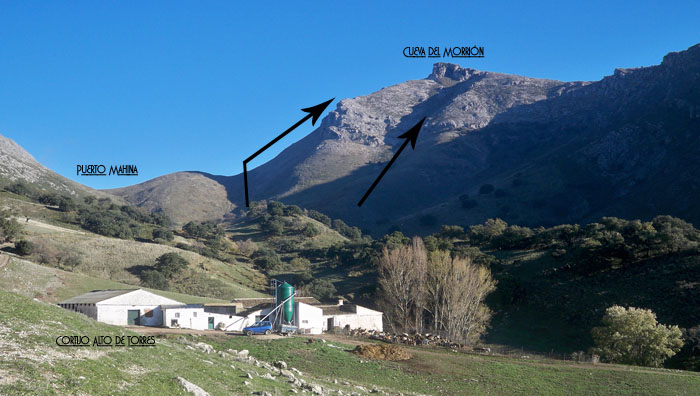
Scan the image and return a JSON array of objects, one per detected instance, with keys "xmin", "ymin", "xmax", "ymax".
[
  {"xmin": 127, "ymin": 310, "xmax": 140, "ymax": 325},
  {"xmin": 208, "ymin": 317, "xmax": 215, "ymax": 330}
]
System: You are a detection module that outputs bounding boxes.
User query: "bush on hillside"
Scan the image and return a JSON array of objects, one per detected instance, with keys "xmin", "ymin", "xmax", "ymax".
[
  {"xmin": 155, "ymin": 252, "xmax": 188, "ymax": 278},
  {"xmin": 152, "ymin": 227, "xmax": 174, "ymax": 241},
  {"xmin": 307, "ymin": 210, "xmax": 331, "ymax": 226},
  {"xmin": 0, "ymin": 210, "xmax": 21, "ymax": 242},
  {"xmin": 307, "ymin": 279, "xmax": 336, "ymax": 300},
  {"xmin": 15, "ymin": 239, "xmax": 34, "ymax": 256},
  {"xmin": 592, "ymin": 305, "xmax": 683, "ymax": 367},
  {"xmin": 141, "ymin": 270, "xmax": 169, "ymax": 290}
]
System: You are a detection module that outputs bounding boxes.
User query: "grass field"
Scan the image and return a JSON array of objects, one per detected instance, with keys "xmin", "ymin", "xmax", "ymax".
[{"xmin": 212, "ymin": 336, "xmax": 700, "ymax": 396}]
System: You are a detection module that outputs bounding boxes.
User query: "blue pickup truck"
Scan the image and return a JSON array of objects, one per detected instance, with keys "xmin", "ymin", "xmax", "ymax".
[{"xmin": 243, "ymin": 321, "xmax": 272, "ymax": 336}]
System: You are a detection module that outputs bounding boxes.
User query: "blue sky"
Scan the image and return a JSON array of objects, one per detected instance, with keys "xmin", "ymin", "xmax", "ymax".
[{"xmin": 1, "ymin": 1, "xmax": 699, "ymax": 189}]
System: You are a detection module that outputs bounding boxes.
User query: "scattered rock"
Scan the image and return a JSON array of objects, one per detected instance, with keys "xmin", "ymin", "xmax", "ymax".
[
  {"xmin": 238, "ymin": 349, "xmax": 250, "ymax": 358},
  {"xmin": 244, "ymin": 380, "xmax": 251, "ymax": 386},
  {"xmin": 309, "ymin": 384, "xmax": 324, "ymax": 395},
  {"xmin": 246, "ymin": 372, "xmax": 254, "ymax": 379},
  {"xmin": 261, "ymin": 373, "xmax": 276, "ymax": 380},
  {"xmin": 280, "ymin": 369, "xmax": 296, "ymax": 380},
  {"xmin": 291, "ymin": 368, "xmax": 303, "ymax": 376},
  {"xmin": 274, "ymin": 360, "xmax": 288, "ymax": 369},
  {"xmin": 252, "ymin": 391, "xmax": 272, "ymax": 396},
  {"xmin": 194, "ymin": 342, "xmax": 214, "ymax": 354},
  {"xmin": 176, "ymin": 377, "xmax": 210, "ymax": 396}
]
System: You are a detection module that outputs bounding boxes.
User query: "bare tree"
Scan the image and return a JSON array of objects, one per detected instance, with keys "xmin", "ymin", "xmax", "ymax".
[
  {"xmin": 425, "ymin": 250, "xmax": 451, "ymax": 333},
  {"xmin": 377, "ymin": 236, "xmax": 427, "ymax": 333},
  {"xmin": 442, "ymin": 255, "xmax": 496, "ymax": 344}
]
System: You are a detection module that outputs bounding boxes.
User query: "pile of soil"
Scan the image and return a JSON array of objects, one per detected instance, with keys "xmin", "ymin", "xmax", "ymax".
[{"xmin": 353, "ymin": 344, "xmax": 412, "ymax": 361}]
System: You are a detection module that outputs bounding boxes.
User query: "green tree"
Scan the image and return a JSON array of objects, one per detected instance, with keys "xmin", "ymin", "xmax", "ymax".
[
  {"xmin": 307, "ymin": 279, "xmax": 337, "ymax": 300},
  {"xmin": 267, "ymin": 201, "xmax": 286, "ymax": 216},
  {"xmin": 57, "ymin": 196, "xmax": 77, "ymax": 212},
  {"xmin": 0, "ymin": 210, "xmax": 21, "ymax": 242},
  {"xmin": 301, "ymin": 223, "xmax": 320, "ymax": 238},
  {"xmin": 141, "ymin": 270, "xmax": 169, "ymax": 290},
  {"xmin": 592, "ymin": 306, "xmax": 683, "ymax": 367},
  {"xmin": 252, "ymin": 248, "xmax": 281, "ymax": 271},
  {"xmin": 155, "ymin": 252, "xmax": 188, "ymax": 278},
  {"xmin": 152, "ymin": 227, "xmax": 174, "ymax": 241}
]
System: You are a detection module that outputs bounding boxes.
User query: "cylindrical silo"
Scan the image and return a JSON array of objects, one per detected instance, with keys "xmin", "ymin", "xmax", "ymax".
[{"xmin": 277, "ymin": 282, "xmax": 294, "ymax": 323}]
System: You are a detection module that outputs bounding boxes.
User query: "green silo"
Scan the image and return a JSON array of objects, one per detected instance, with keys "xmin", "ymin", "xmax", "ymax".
[{"xmin": 277, "ymin": 282, "xmax": 294, "ymax": 323}]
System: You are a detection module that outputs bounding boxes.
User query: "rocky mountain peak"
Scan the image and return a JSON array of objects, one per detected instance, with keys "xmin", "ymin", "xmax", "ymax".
[{"xmin": 429, "ymin": 63, "xmax": 482, "ymax": 83}]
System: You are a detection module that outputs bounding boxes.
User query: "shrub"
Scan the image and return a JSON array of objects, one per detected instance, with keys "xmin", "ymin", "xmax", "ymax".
[
  {"xmin": 254, "ymin": 255, "xmax": 281, "ymax": 271},
  {"xmin": 57, "ymin": 196, "xmax": 77, "ymax": 212},
  {"xmin": 267, "ymin": 201, "xmax": 286, "ymax": 216},
  {"xmin": 141, "ymin": 270, "xmax": 169, "ymax": 290},
  {"xmin": 307, "ymin": 279, "xmax": 336, "ymax": 300},
  {"xmin": 252, "ymin": 248, "xmax": 281, "ymax": 271},
  {"xmin": 0, "ymin": 210, "xmax": 21, "ymax": 242},
  {"xmin": 15, "ymin": 239, "xmax": 35, "ymax": 256},
  {"xmin": 592, "ymin": 306, "xmax": 683, "ymax": 367},
  {"xmin": 152, "ymin": 227, "xmax": 174, "ymax": 241},
  {"xmin": 155, "ymin": 252, "xmax": 188, "ymax": 278},
  {"xmin": 290, "ymin": 257, "xmax": 311, "ymax": 270},
  {"xmin": 283, "ymin": 205, "xmax": 303, "ymax": 216},
  {"xmin": 301, "ymin": 223, "xmax": 320, "ymax": 238},
  {"xmin": 264, "ymin": 219, "xmax": 285, "ymax": 235},
  {"xmin": 307, "ymin": 210, "xmax": 331, "ymax": 226}
]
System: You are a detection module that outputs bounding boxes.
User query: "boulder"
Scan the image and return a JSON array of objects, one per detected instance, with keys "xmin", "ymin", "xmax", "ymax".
[{"xmin": 176, "ymin": 377, "xmax": 210, "ymax": 396}]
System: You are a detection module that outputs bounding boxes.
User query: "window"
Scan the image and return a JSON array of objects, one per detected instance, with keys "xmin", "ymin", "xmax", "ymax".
[
  {"xmin": 302, "ymin": 320, "xmax": 308, "ymax": 324},
  {"xmin": 145, "ymin": 310, "xmax": 154, "ymax": 317},
  {"xmin": 175, "ymin": 312, "xmax": 180, "ymax": 318},
  {"xmin": 193, "ymin": 312, "xmax": 197, "ymax": 317},
  {"xmin": 171, "ymin": 319, "xmax": 179, "ymax": 327}
]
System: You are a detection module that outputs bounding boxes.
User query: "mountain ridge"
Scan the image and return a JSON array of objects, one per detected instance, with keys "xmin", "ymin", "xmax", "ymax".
[{"xmin": 4, "ymin": 43, "xmax": 700, "ymax": 234}]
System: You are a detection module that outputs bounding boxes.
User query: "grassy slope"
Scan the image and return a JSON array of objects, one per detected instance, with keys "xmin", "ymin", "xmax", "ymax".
[
  {"xmin": 2, "ymin": 289, "xmax": 699, "ymax": 396},
  {"xmin": 1, "ymin": 194, "xmax": 267, "ymax": 299},
  {"xmin": 0, "ymin": 255, "xmax": 227, "ymax": 304},
  {"xmin": 0, "ymin": 290, "xmax": 317, "ymax": 395}
]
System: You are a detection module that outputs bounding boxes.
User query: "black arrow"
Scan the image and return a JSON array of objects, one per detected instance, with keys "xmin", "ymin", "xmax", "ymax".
[
  {"xmin": 357, "ymin": 117, "xmax": 426, "ymax": 207},
  {"xmin": 243, "ymin": 98, "xmax": 334, "ymax": 207}
]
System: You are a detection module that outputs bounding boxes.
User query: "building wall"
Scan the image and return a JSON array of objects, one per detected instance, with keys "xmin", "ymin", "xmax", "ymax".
[
  {"xmin": 96, "ymin": 304, "xmax": 165, "ymax": 326},
  {"xmin": 294, "ymin": 302, "xmax": 323, "ymax": 334},
  {"xmin": 59, "ymin": 303, "xmax": 97, "ymax": 320},
  {"xmin": 162, "ymin": 307, "xmax": 260, "ymax": 331},
  {"xmin": 92, "ymin": 290, "xmax": 182, "ymax": 326},
  {"xmin": 322, "ymin": 306, "xmax": 383, "ymax": 332}
]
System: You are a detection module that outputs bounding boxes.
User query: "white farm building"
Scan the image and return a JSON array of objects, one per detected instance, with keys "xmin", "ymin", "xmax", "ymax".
[
  {"xmin": 57, "ymin": 289, "xmax": 181, "ymax": 326},
  {"xmin": 59, "ymin": 289, "xmax": 382, "ymax": 334}
]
